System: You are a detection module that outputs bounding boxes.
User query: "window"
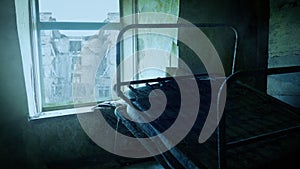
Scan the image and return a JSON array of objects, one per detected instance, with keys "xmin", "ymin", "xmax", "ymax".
[
  {"xmin": 16, "ymin": 0, "xmax": 180, "ymax": 119},
  {"xmin": 16, "ymin": 0, "xmax": 121, "ymax": 119}
]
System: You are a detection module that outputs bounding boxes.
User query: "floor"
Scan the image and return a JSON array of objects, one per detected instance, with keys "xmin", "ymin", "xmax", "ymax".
[{"xmin": 121, "ymin": 161, "xmax": 164, "ymax": 169}]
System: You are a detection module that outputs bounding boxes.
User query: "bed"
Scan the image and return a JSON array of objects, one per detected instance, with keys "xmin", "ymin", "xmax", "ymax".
[{"xmin": 112, "ymin": 23, "xmax": 300, "ymax": 169}]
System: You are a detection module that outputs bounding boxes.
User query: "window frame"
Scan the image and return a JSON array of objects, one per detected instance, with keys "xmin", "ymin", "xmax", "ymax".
[
  {"xmin": 20, "ymin": 0, "xmax": 177, "ymax": 120},
  {"xmin": 27, "ymin": 0, "xmax": 122, "ymax": 119}
]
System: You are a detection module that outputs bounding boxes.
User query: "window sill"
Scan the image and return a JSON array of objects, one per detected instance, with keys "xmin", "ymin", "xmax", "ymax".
[{"xmin": 28, "ymin": 106, "xmax": 94, "ymax": 120}]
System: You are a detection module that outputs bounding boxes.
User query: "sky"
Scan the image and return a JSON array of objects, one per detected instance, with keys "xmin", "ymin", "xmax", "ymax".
[
  {"xmin": 39, "ymin": 0, "xmax": 119, "ymax": 22},
  {"xmin": 39, "ymin": 0, "xmax": 119, "ymax": 36}
]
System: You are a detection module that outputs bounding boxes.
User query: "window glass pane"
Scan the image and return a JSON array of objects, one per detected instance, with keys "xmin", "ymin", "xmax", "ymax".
[
  {"xmin": 39, "ymin": 0, "xmax": 119, "ymax": 22},
  {"xmin": 40, "ymin": 30, "xmax": 118, "ymax": 108}
]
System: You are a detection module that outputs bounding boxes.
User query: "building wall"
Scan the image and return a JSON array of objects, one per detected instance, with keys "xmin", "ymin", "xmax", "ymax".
[{"xmin": 0, "ymin": 0, "xmax": 270, "ymax": 168}]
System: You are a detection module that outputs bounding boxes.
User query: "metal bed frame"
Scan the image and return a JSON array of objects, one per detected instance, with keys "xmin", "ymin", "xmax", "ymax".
[{"xmin": 115, "ymin": 23, "xmax": 300, "ymax": 169}]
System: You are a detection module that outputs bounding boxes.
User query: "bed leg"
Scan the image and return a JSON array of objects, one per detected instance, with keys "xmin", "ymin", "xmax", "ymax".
[{"xmin": 217, "ymin": 116, "xmax": 226, "ymax": 169}]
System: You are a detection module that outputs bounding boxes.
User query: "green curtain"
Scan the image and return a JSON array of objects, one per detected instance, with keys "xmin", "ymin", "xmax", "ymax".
[{"xmin": 121, "ymin": 0, "xmax": 180, "ymax": 80}]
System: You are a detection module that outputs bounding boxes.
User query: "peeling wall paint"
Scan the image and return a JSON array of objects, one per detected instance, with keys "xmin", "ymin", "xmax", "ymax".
[{"xmin": 268, "ymin": 0, "xmax": 300, "ymax": 67}]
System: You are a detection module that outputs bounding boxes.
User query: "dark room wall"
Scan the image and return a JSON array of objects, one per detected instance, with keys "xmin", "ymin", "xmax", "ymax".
[
  {"xmin": 0, "ymin": 0, "xmax": 29, "ymax": 167},
  {"xmin": 179, "ymin": 0, "xmax": 270, "ymax": 90},
  {"xmin": 0, "ymin": 0, "xmax": 270, "ymax": 168}
]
